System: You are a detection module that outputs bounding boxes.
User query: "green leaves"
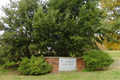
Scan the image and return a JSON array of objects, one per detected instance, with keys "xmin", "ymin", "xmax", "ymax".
[
  {"xmin": 0, "ymin": 0, "xmax": 42, "ymax": 63},
  {"xmin": 82, "ymin": 49, "xmax": 114, "ymax": 71},
  {"xmin": 0, "ymin": 0, "xmax": 104, "ymax": 65},
  {"xmin": 18, "ymin": 56, "xmax": 52, "ymax": 75}
]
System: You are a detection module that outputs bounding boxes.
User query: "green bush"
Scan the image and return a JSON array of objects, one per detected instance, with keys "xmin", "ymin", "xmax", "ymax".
[
  {"xmin": 17, "ymin": 56, "xmax": 52, "ymax": 75},
  {"xmin": 2, "ymin": 62, "xmax": 16, "ymax": 68},
  {"xmin": 82, "ymin": 49, "xmax": 114, "ymax": 71}
]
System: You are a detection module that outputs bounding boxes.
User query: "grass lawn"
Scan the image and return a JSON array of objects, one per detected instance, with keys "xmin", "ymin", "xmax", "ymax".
[{"xmin": 0, "ymin": 51, "xmax": 120, "ymax": 80}]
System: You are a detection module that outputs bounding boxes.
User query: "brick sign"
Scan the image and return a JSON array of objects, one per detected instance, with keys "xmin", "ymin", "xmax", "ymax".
[{"xmin": 59, "ymin": 58, "xmax": 76, "ymax": 71}]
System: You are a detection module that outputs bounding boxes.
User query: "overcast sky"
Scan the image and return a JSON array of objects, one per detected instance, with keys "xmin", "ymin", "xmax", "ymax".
[
  {"xmin": 0, "ymin": 0, "xmax": 10, "ymax": 35},
  {"xmin": 0, "ymin": 0, "xmax": 10, "ymax": 17},
  {"xmin": 0, "ymin": 0, "xmax": 47, "ymax": 17}
]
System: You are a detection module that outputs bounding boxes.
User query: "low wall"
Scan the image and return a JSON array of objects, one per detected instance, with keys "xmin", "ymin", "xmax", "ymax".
[{"xmin": 44, "ymin": 57, "xmax": 85, "ymax": 73}]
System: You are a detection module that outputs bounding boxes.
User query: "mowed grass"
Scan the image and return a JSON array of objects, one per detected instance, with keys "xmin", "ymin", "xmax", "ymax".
[
  {"xmin": 107, "ymin": 50, "xmax": 120, "ymax": 58},
  {"xmin": 0, "ymin": 51, "xmax": 120, "ymax": 80}
]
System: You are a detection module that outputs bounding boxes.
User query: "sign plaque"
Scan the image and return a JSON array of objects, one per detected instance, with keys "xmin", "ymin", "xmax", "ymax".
[{"xmin": 59, "ymin": 58, "xmax": 76, "ymax": 71}]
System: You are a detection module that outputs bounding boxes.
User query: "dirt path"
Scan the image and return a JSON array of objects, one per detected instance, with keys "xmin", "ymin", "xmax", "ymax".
[{"xmin": 109, "ymin": 58, "xmax": 120, "ymax": 69}]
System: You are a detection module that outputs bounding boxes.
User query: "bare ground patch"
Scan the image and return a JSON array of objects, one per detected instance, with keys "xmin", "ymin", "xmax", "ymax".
[{"xmin": 108, "ymin": 58, "xmax": 120, "ymax": 69}]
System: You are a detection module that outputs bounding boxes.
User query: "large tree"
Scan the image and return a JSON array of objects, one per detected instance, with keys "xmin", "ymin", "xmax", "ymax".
[
  {"xmin": 0, "ymin": 0, "xmax": 104, "ymax": 64},
  {"xmin": 0, "ymin": 0, "xmax": 41, "ymax": 63},
  {"xmin": 33, "ymin": 0, "xmax": 104, "ymax": 57}
]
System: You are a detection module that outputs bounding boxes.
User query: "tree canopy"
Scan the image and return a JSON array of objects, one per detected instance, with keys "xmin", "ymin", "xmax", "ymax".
[{"xmin": 0, "ymin": 0, "xmax": 104, "ymax": 64}]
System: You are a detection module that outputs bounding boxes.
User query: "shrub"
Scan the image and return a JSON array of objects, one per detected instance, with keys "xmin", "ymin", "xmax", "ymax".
[
  {"xmin": 17, "ymin": 56, "xmax": 52, "ymax": 75},
  {"xmin": 2, "ymin": 61, "xmax": 19, "ymax": 70},
  {"xmin": 82, "ymin": 49, "xmax": 114, "ymax": 71},
  {"xmin": 2, "ymin": 62, "xmax": 16, "ymax": 68}
]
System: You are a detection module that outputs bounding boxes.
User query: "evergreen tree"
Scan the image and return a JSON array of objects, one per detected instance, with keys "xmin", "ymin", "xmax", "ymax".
[
  {"xmin": 0, "ymin": 0, "xmax": 104, "ymax": 64},
  {"xmin": 0, "ymin": 0, "xmax": 40, "ymax": 63},
  {"xmin": 33, "ymin": 0, "xmax": 104, "ymax": 56}
]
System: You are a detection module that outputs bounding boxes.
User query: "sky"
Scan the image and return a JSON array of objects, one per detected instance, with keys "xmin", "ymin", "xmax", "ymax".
[
  {"xmin": 0, "ymin": 0, "xmax": 10, "ymax": 17},
  {"xmin": 0, "ymin": 0, "xmax": 47, "ymax": 17},
  {"xmin": 0, "ymin": 0, "xmax": 10, "ymax": 35}
]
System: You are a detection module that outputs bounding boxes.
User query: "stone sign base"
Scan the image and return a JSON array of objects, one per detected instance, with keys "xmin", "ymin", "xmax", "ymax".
[{"xmin": 44, "ymin": 57, "xmax": 85, "ymax": 73}]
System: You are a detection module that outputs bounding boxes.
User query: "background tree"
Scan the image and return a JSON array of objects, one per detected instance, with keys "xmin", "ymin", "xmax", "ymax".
[{"xmin": 101, "ymin": 0, "xmax": 120, "ymax": 50}]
